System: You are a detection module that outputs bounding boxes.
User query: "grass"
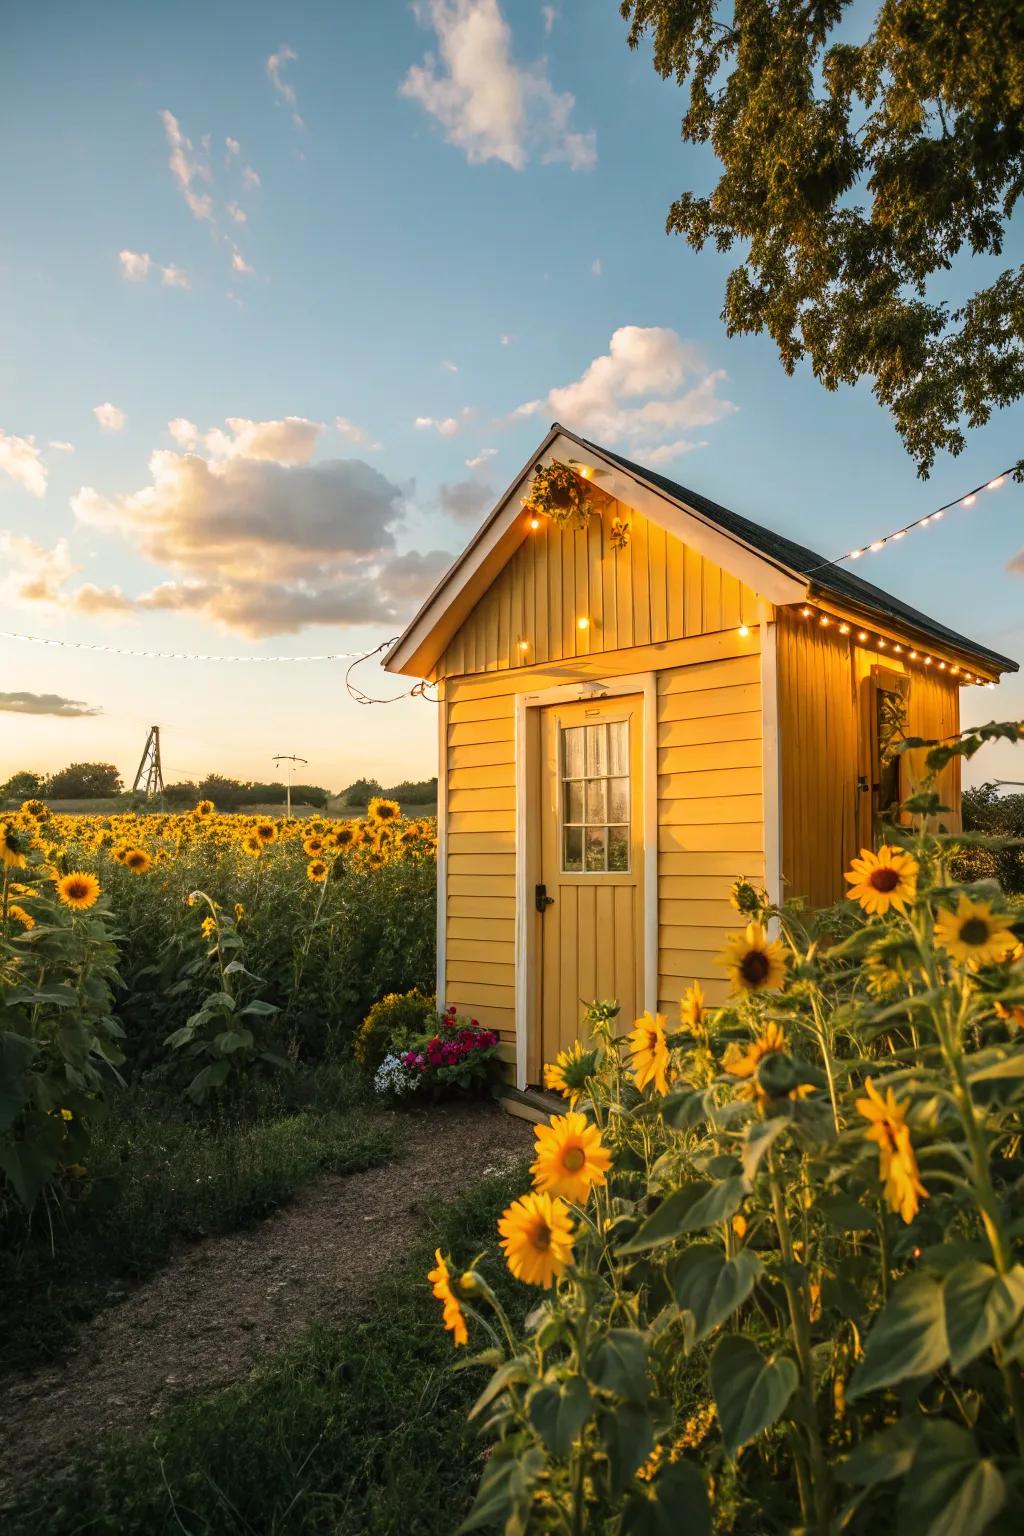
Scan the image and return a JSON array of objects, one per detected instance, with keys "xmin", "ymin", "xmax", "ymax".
[
  {"xmin": 5, "ymin": 1162, "xmax": 531, "ymax": 1535},
  {"xmin": 0, "ymin": 1069, "xmax": 395, "ymax": 1375}
]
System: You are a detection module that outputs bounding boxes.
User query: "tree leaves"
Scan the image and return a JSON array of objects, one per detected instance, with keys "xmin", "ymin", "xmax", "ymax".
[
  {"xmin": 710, "ymin": 1335, "xmax": 798, "ymax": 1456},
  {"xmin": 848, "ymin": 1272, "xmax": 949, "ymax": 1399}
]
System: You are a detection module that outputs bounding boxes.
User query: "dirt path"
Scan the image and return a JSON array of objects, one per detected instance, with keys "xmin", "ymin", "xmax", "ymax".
[{"xmin": 0, "ymin": 1102, "xmax": 533, "ymax": 1504}]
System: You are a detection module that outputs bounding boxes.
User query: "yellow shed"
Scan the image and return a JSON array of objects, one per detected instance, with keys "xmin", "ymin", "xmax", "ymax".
[{"xmin": 384, "ymin": 424, "xmax": 1017, "ymax": 1091}]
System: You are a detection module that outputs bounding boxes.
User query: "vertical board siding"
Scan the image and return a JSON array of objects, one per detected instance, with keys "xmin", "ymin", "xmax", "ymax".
[
  {"xmin": 655, "ymin": 648, "xmax": 764, "ymax": 1013},
  {"xmin": 437, "ymin": 496, "xmax": 760, "ymax": 679},
  {"xmin": 777, "ymin": 610, "xmax": 963, "ymax": 910}
]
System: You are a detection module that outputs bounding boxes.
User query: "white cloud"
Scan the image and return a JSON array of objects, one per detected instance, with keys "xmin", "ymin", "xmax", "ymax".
[
  {"xmin": 0, "ymin": 430, "xmax": 48, "ymax": 496},
  {"xmin": 438, "ymin": 475, "xmax": 494, "ymax": 521},
  {"xmin": 442, "ymin": 358, "xmax": 459, "ymax": 373},
  {"xmin": 401, "ymin": 0, "xmax": 596, "ymax": 172},
  {"xmin": 242, "ymin": 166, "xmax": 261, "ymax": 189},
  {"xmin": 0, "ymin": 690, "xmax": 101, "ymax": 718},
  {"xmin": 230, "ymin": 249, "xmax": 254, "ymax": 275},
  {"xmin": 513, "ymin": 326, "xmax": 737, "ymax": 456},
  {"xmin": 0, "ymin": 532, "xmax": 74, "ymax": 601},
  {"xmin": 226, "ymin": 202, "xmax": 247, "ymax": 224},
  {"xmin": 200, "ymin": 416, "xmax": 323, "ymax": 464},
  {"xmin": 500, "ymin": 332, "xmax": 513, "ymax": 345},
  {"xmin": 119, "ymin": 248, "xmax": 190, "ymax": 289},
  {"xmin": 465, "ymin": 446, "xmax": 498, "ymax": 468},
  {"xmin": 542, "ymin": 4, "xmax": 557, "ymax": 33},
  {"xmin": 161, "ymin": 109, "xmax": 213, "ymax": 222},
  {"xmin": 336, "ymin": 416, "xmax": 382, "ymax": 451},
  {"xmin": 168, "ymin": 417, "xmax": 199, "ymax": 446},
  {"xmin": 267, "ymin": 44, "xmax": 303, "ymax": 130},
  {"xmin": 49, "ymin": 440, "xmax": 75, "ymax": 454},
  {"xmin": 415, "ymin": 414, "xmax": 461, "ymax": 437},
  {"xmin": 119, "ymin": 249, "xmax": 152, "ymax": 281},
  {"xmin": 591, "ymin": 257, "xmax": 602, "ymax": 276},
  {"xmin": 226, "ymin": 136, "xmax": 241, "ymax": 157},
  {"xmin": 93, "ymin": 402, "xmax": 127, "ymax": 433}
]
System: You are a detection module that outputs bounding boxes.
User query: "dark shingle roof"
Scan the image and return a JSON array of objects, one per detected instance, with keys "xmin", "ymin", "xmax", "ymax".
[{"xmin": 569, "ymin": 429, "xmax": 1017, "ymax": 674}]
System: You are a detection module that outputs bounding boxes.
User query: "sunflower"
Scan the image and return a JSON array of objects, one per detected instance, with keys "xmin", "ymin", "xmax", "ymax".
[
  {"xmin": 497, "ymin": 1190, "xmax": 575, "ymax": 1287},
  {"xmin": 307, "ymin": 858, "xmax": 328, "ymax": 882},
  {"xmin": 856, "ymin": 1076, "xmax": 928, "ymax": 1224},
  {"xmin": 718, "ymin": 922, "xmax": 787, "ymax": 994},
  {"xmin": 531, "ymin": 1111, "xmax": 611, "ymax": 1203},
  {"xmin": 303, "ymin": 834, "xmax": 325, "ymax": 856},
  {"xmin": 995, "ymin": 1000, "xmax": 1024, "ymax": 1029},
  {"xmin": 201, "ymin": 915, "xmax": 217, "ymax": 939},
  {"xmin": 679, "ymin": 979, "xmax": 706, "ymax": 1035},
  {"xmin": 254, "ymin": 821, "xmax": 277, "ymax": 844},
  {"xmin": 626, "ymin": 1011, "xmax": 672, "ymax": 1095},
  {"xmin": 20, "ymin": 799, "xmax": 48, "ymax": 820},
  {"xmin": 241, "ymin": 833, "xmax": 263, "ymax": 856},
  {"xmin": 426, "ymin": 1249, "xmax": 468, "ymax": 1347},
  {"xmin": 723, "ymin": 1020, "xmax": 795, "ymax": 1103},
  {"xmin": 935, "ymin": 895, "xmax": 1018, "ymax": 968},
  {"xmin": 55, "ymin": 871, "xmax": 101, "ymax": 911},
  {"xmin": 367, "ymin": 796, "xmax": 401, "ymax": 823},
  {"xmin": 543, "ymin": 1040, "xmax": 598, "ymax": 1107},
  {"xmin": 7, "ymin": 903, "xmax": 35, "ymax": 930},
  {"xmin": 234, "ymin": 902, "xmax": 246, "ymax": 922},
  {"xmin": 329, "ymin": 823, "xmax": 357, "ymax": 849},
  {"xmin": 844, "ymin": 845, "xmax": 919, "ymax": 916},
  {"xmin": 194, "ymin": 800, "xmax": 215, "ymax": 818},
  {"xmin": 124, "ymin": 847, "xmax": 152, "ymax": 874},
  {"xmin": 0, "ymin": 822, "xmax": 30, "ymax": 870}
]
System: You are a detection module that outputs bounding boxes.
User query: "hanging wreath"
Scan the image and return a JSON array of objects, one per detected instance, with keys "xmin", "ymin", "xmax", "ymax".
[
  {"xmin": 609, "ymin": 516, "xmax": 631, "ymax": 550},
  {"xmin": 522, "ymin": 460, "xmax": 594, "ymax": 530}
]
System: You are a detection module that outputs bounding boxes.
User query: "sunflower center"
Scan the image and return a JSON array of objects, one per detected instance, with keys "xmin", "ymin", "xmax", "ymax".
[
  {"xmin": 67, "ymin": 879, "xmax": 88, "ymax": 899},
  {"xmin": 740, "ymin": 950, "xmax": 770, "ymax": 985},
  {"xmin": 562, "ymin": 1147, "xmax": 585, "ymax": 1173},
  {"xmin": 868, "ymin": 867, "xmax": 900, "ymax": 892},
  {"xmin": 960, "ymin": 917, "xmax": 992, "ymax": 947},
  {"xmin": 531, "ymin": 1220, "xmax": 552, "ymax": 1252}
]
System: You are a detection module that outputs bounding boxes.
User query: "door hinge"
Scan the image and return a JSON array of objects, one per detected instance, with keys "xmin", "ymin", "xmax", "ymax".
[{"xmin": 535, "ymin": 883, "xmax": 555, "ymax": 914}]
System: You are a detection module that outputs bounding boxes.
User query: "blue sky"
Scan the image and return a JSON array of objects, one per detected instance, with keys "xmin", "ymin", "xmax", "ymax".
[{"xmin": 1, "ymin": 0, "xmax": 1022, "ymax": 792}]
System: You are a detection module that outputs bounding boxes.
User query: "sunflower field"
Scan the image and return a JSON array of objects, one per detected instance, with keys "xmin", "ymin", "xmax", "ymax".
[
  {"xmin": 429, "ymin": 720, "xmax": 1024, "ymax": 1536},
  {"xmin": 0, "ymin": 797, "xmax": 435, "ymax": 1209}
]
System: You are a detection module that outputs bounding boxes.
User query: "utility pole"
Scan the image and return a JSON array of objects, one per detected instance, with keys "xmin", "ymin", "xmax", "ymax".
[
  {"xmin": 133, "ymin": 726, "xmax": 165, "ymax": 800},
  {"xmin": 272, "ymin": 754, "xmax": 308, "ymax": 818}
]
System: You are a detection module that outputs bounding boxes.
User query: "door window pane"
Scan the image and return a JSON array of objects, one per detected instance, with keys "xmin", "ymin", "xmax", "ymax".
[{"xmin": 559, "ymin": 718, "xmax": 631, "ymax": 873}]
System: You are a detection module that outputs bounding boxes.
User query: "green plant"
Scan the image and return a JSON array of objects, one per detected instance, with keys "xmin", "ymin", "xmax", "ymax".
[
  {"xmin": 354, "ymin": 987, "xmax": 437, "ymax": 1071},
  {"xmin": 439, "ymin": 719, "xmax": 1024, "ymax": 1536},
  {"xmin": 1, "ymin": 854, "xmax": 125, "ymax": 1211},
  {"xmin": 524, "ymin": 460, "xmax": 595, "ymax": 529},
  {"xmin": 163, "ymin": 891, "xmax": 286, "ymax": 1102}
]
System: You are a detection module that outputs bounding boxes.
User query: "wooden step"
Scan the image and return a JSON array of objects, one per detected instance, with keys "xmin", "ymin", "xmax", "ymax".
[{"xmin": 497, "ymin": 1085, "xmax": 564, "ymax": 1125}]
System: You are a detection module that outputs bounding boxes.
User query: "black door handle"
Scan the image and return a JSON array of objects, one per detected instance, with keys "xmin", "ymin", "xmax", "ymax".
[{"xmin": 535, "ymin": 883, "xmax": 555, "ymax": 914}]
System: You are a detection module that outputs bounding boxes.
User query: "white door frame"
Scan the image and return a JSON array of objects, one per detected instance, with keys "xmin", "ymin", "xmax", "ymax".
[{"xmin": 513, "ymin": 672, "xmax": 658, "ymax": 1090}]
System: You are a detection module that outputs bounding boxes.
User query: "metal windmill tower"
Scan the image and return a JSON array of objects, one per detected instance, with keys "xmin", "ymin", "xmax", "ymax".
[{"xmin": 132, "ymin": 726, "xmax": 165, "ymax": 799}]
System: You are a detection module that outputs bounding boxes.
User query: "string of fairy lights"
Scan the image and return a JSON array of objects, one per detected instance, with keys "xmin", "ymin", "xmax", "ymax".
[{"xmin": 807, "ymin": 467, "xmax": 1016, "ymax": 571}]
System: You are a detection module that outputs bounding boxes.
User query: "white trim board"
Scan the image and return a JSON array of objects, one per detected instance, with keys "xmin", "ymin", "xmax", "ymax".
[
  {"xmin": 513, "ymin": 671, "xmax": 658, "ymax": 1091},
  {"xmin": 435, "ymin": 687, "xmax": 448, "ymax": 1011},
  {"xmin": 760, "ymin": 619, "xmax": 783, "ymax": 909}
]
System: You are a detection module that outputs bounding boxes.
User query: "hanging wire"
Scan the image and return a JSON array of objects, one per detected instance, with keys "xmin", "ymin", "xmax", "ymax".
[
  {"xmin": 804, "ymin": 466, "xmax": 1018, "ymax": 574},
  {"xmin": 344, "ymin": 639, "xmax": 438, "ymax": 705},
  {"xmin": 0, "ymin": 629, "xmax": 378, "ymax": 663}
]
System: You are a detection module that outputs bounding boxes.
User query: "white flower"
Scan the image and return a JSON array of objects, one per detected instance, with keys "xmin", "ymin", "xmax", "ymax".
[{"xmin": 374, "ymin": 1053, "xmax": 421, "ymax": 1098}]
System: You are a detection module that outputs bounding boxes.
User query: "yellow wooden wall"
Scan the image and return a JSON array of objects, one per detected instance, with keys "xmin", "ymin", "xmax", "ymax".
[
  {"xmin": 777, "ymin": 610, "xmax": 962, "ymax": 909},
  {"xmin": 437, "ymin": 495, "xmax": 761, "ymax": 678}
]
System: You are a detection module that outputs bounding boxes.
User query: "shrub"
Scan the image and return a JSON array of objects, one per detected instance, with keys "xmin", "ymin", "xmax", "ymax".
[
  {"xmin": 957, "ymin": 782, "xmax": 1024, "ymax": 894},
  {"xmin": 430, "ymin": 720, "xmax": 1024, "ymax": 1536},
  {"xmin": 355, "ymin": 987, "xmax": 437, "ymax": 1071}
]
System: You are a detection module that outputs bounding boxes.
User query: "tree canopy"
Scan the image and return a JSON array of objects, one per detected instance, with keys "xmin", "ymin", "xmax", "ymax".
[
  {"xmin": 621, "ymin": 0, "xmax": 1024, "ymax": 473},
  {"xmin": 46, "ymin": 762, "xmax": 124, "ymax": 798}
]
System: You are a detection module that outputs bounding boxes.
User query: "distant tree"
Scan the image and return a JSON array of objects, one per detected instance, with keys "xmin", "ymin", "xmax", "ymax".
[
  {"xmin": 45, "ymin": 762, "xmax": 123, "ymax": 799},
  {"xmin": 0, "ymin": 770, "xmax": 43, "ymax": 801},
  {"xmin": 387, "ymin": 777, "xmax": 438, "ymax": 804},
  {"xmin": 340, "ymin": 777, "xmax": 384, "ymax": 807},
  {"xmin": 198, "ymin": 774, "xmax": 246, "ymax": 808},
  {"xmin": 621, "ymin": 0, "xmax": 1024, "ymax": 474},
  {"xmin": 290, "ymin": 783, "xmax": 330, "ymax": 809},
  {"xmin": 240, "ymin": 781, "xmax": 287, "ymax": 806},
  {"xmin": 957, "ymin": 783, "xmax": 1024, "ymax": 893},
  {"xmin": 162, "ymin": 780, "xmax": 200, "ymax": 807}
]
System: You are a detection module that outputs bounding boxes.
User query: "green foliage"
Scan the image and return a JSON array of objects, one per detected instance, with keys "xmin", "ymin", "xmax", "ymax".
[
  {"xmin": 354, "ymin": 986, "xmax": 437, "ymax": 1070},
  {"xmin": 524, "ymin": 458, "xmax": 595, "ymax": 527},
  {"xmin": 0, "ymin": 1069, "xmax": 393, "ymax": 1373},
  {"xmin": 386, "ymin": 777, "xmax": 438, "ymax": 804},
  {"xmin": 45, "ymin": 761, "xmax": 124, "ymax": 798},
  {"xmin": 340, "ymin": 776, "xmax": 385, "ymax": 806},
  {"xmin": 3, "ymin": 1163, "xmax": 531, "ymax": 1536},
  {"xmin": 0, "ymin": 770, "xmax": 43, "ymax": 802},
  {"xmin": 1, "ymin": 865, "xmax": 124, "ymax": 1211},
  {"xmin": 450, "ymin": 719, "xmax": 1024, "ymax": 1535},
  {"xmin": 958, "ymin": 782, "xmax": 1024, "ymax": 894},
  {"xmin": 621, "ymin": 0, "xmax": 1024, "ymax": 473}
]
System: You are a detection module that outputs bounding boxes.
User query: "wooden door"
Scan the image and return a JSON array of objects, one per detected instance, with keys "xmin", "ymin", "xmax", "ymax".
[{"xmin": 537, "ymin": 695, "xmax": 644, "ymax": 1069}]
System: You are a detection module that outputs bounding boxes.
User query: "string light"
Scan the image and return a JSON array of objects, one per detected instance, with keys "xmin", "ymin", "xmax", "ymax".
[
  {"xmin": 0, "ymin": 629, "xmax": 382, "ymax": 663},
  {"xmin": 790, "ymin": 609, "xmax": 995, "ymax": 685},
  {"xmin": 577, "ymin": 616, "xmax": 590, "ymax": 630},
  {"xmin": 517, "ymin": 638, "xmax": 530, "ymax": 652},
  {"xmin": 529, "ymin": 515, "xmax": 541, "ymax": 530},
  {"xmin": 737, "ymin": 624, "xmax": 750, "ymax": 637},
  {"xmin": 809, "ymin": 464, "xmax": 1017, "ymax": 571}
]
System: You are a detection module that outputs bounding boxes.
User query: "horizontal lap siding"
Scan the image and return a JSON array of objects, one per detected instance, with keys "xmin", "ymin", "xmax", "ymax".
[
  {"xmin": 656, "ymin": 650, "xmax": 764, "ymax": 1013},
  {"xmin": 445, "ymin": 691, "xmax": 517, "ymax": 1050}
]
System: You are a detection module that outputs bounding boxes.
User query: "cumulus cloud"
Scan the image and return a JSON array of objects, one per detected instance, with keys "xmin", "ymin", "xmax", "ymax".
[
  {"xmin": 336, "ymin": 416, "xmax": 381, "ymax": 451},
  {"xmin": 93, "ymin": 402, "xmax": 127, "ymax": 432},
  {"xmin": 242, "ymin": 166, "xmax": 261, "ymax": 189},
  {"xmin": 513, "ymin": 325, "xmax": 737, "ymax": 459},
  {"xmin": 0, "ymin": 533, "xmax": 73, "ymax": 601},
  {"xmin": 415, "ymin": 414, "xmax": 461, "ymax": 437},
  {"xmin": 401, "ymin": 0, "xmax": 596, "ymax": 171},
  {"xmin": 0, "ymin": 690, "xmax": 101, "ymax": 718},
  {"xmin": 267, "ymin": 44, "xmax": 303, "ymax": 129},
  {"xmin": 119, "ymin": 249, "xmax": 190, "ymax": 288},
  {"xmin": 161, "ymin": 110, "xmax": 213, "ymax": 222},
  {"xmin": 438, "ymin": 476, "xmax": 495, "ymax": 522},
  {"xmin": 230, "ymin": 249, "xmax": 254, "ymax": 275},
  {"xmin": 0, "ymin": 430, "xmax": 47, "ymax": 496},
  {"xmin": 465, "ymin": 446, "xmax": 498, "ymax": 468},
  {"xmin": 49, "ymin": 440, "xmax": 75, "ymax": 454}
]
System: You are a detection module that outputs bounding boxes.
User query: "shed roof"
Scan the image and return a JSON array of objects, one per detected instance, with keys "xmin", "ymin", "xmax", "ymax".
[{"xmin": 385, "ymin": 424, "xmax": 1017, "ymax": 679}]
